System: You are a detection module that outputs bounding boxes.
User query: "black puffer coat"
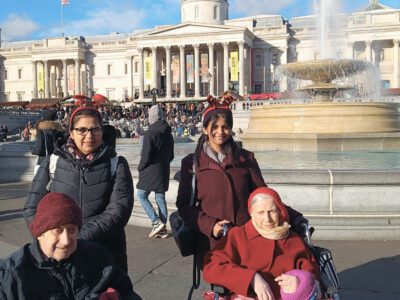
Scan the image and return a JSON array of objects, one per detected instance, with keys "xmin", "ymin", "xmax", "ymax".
[
  {"xmin": 137, "ymin": 120, "xmax": 174, "ymax": 192},
  {"xmin": 24, "ymin": 130, "xmax": 134, "ymax": 271},
  {"xmin": 0, "ymin": 239, "xmax": 141, "ymax": 300}
]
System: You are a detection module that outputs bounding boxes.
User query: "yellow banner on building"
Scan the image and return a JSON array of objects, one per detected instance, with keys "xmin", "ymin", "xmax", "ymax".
[
  {"xmin": 144, "ymin": 57, "xmax": 152, "ymax": 85},
  {"xmin": 37, "ymin": 63, "xmax": 45, "ymax": 95},
  {"xmin": 230, "ymin": 51, "xmax": 238, "ymax": 82}
]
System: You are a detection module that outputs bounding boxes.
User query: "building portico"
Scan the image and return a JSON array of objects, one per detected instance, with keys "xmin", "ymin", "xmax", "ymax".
[{"xmin": 135, "ymin": 22, "xmax": 254, "ymax": 101}]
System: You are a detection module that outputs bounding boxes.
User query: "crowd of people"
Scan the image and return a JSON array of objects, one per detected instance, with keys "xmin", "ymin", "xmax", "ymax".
[{"xmin": 0, "ymin": 94, "xmax": 324, "ymax": 300}]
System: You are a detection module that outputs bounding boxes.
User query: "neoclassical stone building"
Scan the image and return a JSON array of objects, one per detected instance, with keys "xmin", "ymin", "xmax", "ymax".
[{"xmin": 0, "ymin": 0, "xmax": 399, "ymax": 102}]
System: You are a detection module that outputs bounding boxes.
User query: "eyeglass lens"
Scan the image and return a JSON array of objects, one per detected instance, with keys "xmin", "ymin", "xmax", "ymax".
[{"xmin": 74, "ymin": 127, "xmax": 102, "ymax": 135}]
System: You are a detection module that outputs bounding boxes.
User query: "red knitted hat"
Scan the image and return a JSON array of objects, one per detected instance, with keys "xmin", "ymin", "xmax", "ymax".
[
  {"xmin": 247, "ymin": 187, "xmax": 290, "ymax": 223},
  {"xmin": 69, "ymin": 106, "xmax": 102, "ymax": 129},
  {"xmin": 202, "ymin": 94, "xmax": 234, "ymax": 127},
  {"xmin": 280, "ymin": 269, "xmax": 318, "ymax": 300},
  {"xmin": 29, "ymin": 192, "xmax": 83, "ymax": 238}
]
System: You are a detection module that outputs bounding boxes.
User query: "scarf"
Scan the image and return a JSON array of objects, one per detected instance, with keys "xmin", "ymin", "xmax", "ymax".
[
  {"xmin": 65, "ymin": 137, "xmax": 104, "ymax": 162},
  {"xmin": 203, "ymin": 142, "xmax": 226, "ymax": 164},
  {"xmin": 251, "ymin": 219, "xmax": 291, "ymax": 240}
]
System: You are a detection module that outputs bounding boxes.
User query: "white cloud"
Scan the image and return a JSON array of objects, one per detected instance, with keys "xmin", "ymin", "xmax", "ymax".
[
  {"xmin": 231, "ymin": 0, "xmax": 297, "ymax": 16},
  {"xmin": 0, "ymin": 14, "xmax": 39, "ymax": 41},
  {"xmin": 43, "ymin": 4, "xmax": 146, "ymax": 37}
]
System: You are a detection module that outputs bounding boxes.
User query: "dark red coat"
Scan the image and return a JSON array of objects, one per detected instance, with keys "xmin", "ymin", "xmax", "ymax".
[
  {"xmin": 203, "ymin": 221, "xmax": 319, "ymax": 298},
  {"xmin": 176, "ymin": 148, "xmax": 266, "ymax": 267}
]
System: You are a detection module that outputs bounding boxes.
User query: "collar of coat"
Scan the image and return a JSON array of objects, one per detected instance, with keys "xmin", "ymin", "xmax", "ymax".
[{"xmin": 197, "ymin": 148, "xmax": 247, "ymax": 172}]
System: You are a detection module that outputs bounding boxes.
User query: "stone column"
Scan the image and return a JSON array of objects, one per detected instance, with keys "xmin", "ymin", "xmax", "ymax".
[
  {"xmin": 44, "ymin": 60, "xmax": 49, "ymax": 98},
  {"xmin": 74, "ymin": 59, "xmax": 81, "ymax": 94},
  {"xmin": 347, "ymin": 42, "xmax": 354, "ymax": 59},
  {"xmin": 238, "ymin": 41, "xmax": 245, "ymax": 96},
  {"xmin": 138, "ymin": 47, "xmax": 144, "ymax": 100},
  {"xmin": 127, "ymin": 56, "xmax": 133, "ymax": 98},
  {"xmin": 63, "ymin": 59, "xmax": 68, "ymax": 97},
  {"xmin": 165, "ymin": 46, "xmax": 172, "ymax": 99},
  {"xmin": 32, "ymin": 61, "xmax": 38, "ymax": 98},
  {"xmin": 365, "ymin": 40, "xmax": 372, "ymax": 61},
  {"xmin": 223, "ymin": 42, "xmax": 229, "ymax": 91},
  {"xmin": 394, "ymin": 39, "xmax": 399, "ymax": 88},
  {"xmin": 264, "ymin": 47, "xmax": 271, "ymax": 92},
  {"xmin": 180, "ymin": 45, "xmax": 186, "ymax": 99},
  {"xmin": 151, "ymin": 47, "xmax": 157, "ymax": 90},
  {"xmin": 194, "ymin": 44, "xmax": 200, "ymax": 98},
  {"xmin": 208, "ymin": 43, "xmax": 215, "ymax": 96},
  {"xmin": 56, "ymin": 64, "xmax": 63, "ymax": 97}
]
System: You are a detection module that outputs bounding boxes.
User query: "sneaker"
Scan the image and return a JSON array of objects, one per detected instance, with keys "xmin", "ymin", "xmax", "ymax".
[
  {"xmin": 148, "ymin": 222, "xmax": 166, "ymax": 238},
  {"xmin": 154, "ymin": 228, "xmax": 169, "ymax": 239}
]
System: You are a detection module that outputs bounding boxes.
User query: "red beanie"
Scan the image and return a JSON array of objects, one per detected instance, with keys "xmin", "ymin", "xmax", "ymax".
[
  {"xmin": 29, "ymin": 192, "xmax": 83, "ymax": 238},
  {"xmin": 69, "ymin": 106, "xmax": 102, "ymax": 129},
  {"xmin": 248, "ymin": 187, "xmax": 290, "ymax": 223}
]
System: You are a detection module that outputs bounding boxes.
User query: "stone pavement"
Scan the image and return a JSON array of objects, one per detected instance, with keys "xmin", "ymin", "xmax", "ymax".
[{"xmin": 0, "ymin": 182, "xmax": 399, "ymax": 300}]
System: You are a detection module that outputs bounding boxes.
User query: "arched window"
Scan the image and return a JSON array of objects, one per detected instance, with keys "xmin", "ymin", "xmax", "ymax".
[
  {"xmin": 195, "ymin": 5, "xmax": 199, "ymax": 19},
  {"xmin": 214, "ymin": 6, "xmax": 218, "ymax": 20}
]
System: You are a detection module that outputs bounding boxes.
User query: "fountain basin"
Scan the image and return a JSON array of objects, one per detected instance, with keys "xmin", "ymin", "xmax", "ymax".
[{"xmin": 240, "ymin": 102, "xmax": 400, "ymax": 151}]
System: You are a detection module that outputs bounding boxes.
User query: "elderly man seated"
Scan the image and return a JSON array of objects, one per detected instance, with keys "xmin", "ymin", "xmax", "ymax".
[
  {"xmin": 0, "ymin": 192, "xmax": 141, "ymax": 300},
  {"xmin": 203, "ymin": 187, "xmax": 320, "ymax": 300}
]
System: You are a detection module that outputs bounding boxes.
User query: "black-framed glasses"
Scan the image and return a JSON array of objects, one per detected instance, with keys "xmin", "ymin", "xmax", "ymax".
[{"xmin": 73, "ymin": 127, "xmax": 102, "ymax": 136}]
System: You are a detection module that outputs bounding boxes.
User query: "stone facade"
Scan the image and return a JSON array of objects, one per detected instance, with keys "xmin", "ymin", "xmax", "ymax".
[{"xmin": 0, "ymin": 0, "xmax": 399, "ymax": 102}]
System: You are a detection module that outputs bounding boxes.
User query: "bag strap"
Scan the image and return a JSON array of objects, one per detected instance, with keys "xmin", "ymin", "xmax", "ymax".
[
  {"xmin": 46, "ymin": 153, "xmax": 59, "ymax": 191},
  {"xmin": 189, "ymin": 158, "xmax": 197, "ymax": 207},
  {"xmin": 188, "ymin": 157, "xmax": 200, "ymax": 300},
  {"xmin": 42, "ymin": 130, "xmax": 49, "ymax": 157},
  {"xmin": 110, "ymin": 156, "xmax": 119, "ymax": 178}
]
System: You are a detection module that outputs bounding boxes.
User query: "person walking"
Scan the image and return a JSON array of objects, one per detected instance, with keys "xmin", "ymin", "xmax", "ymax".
[
  {"xmin": 1, "ymin": 192, "xmax": 141, "ymax": 300},
  {"xmin": 137, "ymin": 104, "xmax": 174, "ymax": 238},
  {"xmin": 176, "ymin": 93, "xmax": 306, "ymax": 269},
  {"xmin": 1, "ymin": 123, "xmax": 8, "ymax": 141},
  {"xmin": 31, "ymin": 109, "xmax": 64, "ymax": 173},
  {"xmin": 24, "ymin": 106, "xmax": 134, "ymax": 272}
]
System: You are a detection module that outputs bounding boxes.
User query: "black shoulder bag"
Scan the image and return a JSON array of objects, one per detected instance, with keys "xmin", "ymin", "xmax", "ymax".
[
  {"xmin": 170, "ymin": 161, "xmax": 197, "ymax": 257},
  {"xmin": 169, "ymin": 160, "xmax": 200, "ymax": 300}
]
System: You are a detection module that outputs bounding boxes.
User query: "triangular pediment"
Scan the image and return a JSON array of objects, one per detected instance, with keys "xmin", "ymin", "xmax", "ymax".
[{"xmin": 141, "ymin": 22, "xmax": 244, "ymax": 37}]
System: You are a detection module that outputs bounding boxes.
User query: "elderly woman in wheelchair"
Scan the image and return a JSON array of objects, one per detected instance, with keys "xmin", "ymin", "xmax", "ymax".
[{"xmin": 203, "ymin": 187, "xmax": 320, "ymax": 300}]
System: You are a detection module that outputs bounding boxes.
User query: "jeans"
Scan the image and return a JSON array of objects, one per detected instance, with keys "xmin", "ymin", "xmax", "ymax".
[{"xmin": 137, "ymin": 189, "xmax": 168, "ymax": 225}]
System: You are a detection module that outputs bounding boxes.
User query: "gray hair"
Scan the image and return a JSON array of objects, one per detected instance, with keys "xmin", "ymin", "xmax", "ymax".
[{"xmin": 250, "ymin": 193, "xmax": 273, "ymax": 208}]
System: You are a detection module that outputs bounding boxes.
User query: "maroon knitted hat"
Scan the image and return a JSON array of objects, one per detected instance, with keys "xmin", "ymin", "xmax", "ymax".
[
  {"xmin": 280, "ymin": 269, "xmax": 318, "ymax": 300},
  {"xmin": 69, "ymin": 106, "xmax": 102, "ymax": 129},
  {"xmin": 29, "ymin": 192, "xmax": 83, "ymax": 238},
  {"xmin": 247, "ymin": 187, "xmax": 290, "ymax": 223}
]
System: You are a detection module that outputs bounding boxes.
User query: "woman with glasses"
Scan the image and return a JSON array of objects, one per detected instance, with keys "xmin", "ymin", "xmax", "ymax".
[{"xmin": 24, "ymin": 106, "xmax": 134, "ymax": 272}]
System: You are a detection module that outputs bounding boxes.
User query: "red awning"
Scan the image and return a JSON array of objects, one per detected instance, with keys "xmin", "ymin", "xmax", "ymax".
[{"xmin": 246, "ymin": 93, "xmax": 282, "ymax": 100}]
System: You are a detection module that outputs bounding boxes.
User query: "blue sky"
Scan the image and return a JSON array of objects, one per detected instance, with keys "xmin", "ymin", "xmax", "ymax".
[{"xmin": 0, "ymin": 0, "xmax": 399, "ymax": 41}]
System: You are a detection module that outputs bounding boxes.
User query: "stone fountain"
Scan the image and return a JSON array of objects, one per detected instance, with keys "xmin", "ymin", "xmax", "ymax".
[{"xmin": 240, "ymin": 59, "xmax": 400, "ymax": 151}]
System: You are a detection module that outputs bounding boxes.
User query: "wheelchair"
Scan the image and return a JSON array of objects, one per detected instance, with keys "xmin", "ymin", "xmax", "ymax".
[{"xmin": 204, "ymin": 223, "xmax": 340, "ymax": 300}]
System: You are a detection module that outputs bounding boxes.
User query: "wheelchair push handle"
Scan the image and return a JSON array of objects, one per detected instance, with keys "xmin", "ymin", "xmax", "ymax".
[{"xmin": 301, "ymin": 223, "xmax": 314, "ymax": 246}]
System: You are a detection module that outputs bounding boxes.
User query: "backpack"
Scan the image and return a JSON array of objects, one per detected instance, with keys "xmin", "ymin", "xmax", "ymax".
[{"xmin": 47, "ymin": 154, "xmax": 120, "ymax": 190}]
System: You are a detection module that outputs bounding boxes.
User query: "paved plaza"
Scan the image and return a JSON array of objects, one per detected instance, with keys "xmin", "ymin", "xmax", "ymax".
[{"xmin": 0, "ymin": 182, "xmax": 399, "ymax": 299}]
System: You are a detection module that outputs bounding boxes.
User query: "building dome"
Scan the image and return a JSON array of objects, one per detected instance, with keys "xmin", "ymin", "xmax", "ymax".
[{"xmin": 181, "ymin": 0, "xmax": 229, "ymax": 24}]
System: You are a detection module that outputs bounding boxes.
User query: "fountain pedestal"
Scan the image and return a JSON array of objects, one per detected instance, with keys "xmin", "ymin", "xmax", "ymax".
[
  {"xmin": 241, "ymin": 59, "xmax": 400, "ymax": 151},
  {"xmin": 240, "ymin": 102, "xmax": 400, "ymax": 151}
]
